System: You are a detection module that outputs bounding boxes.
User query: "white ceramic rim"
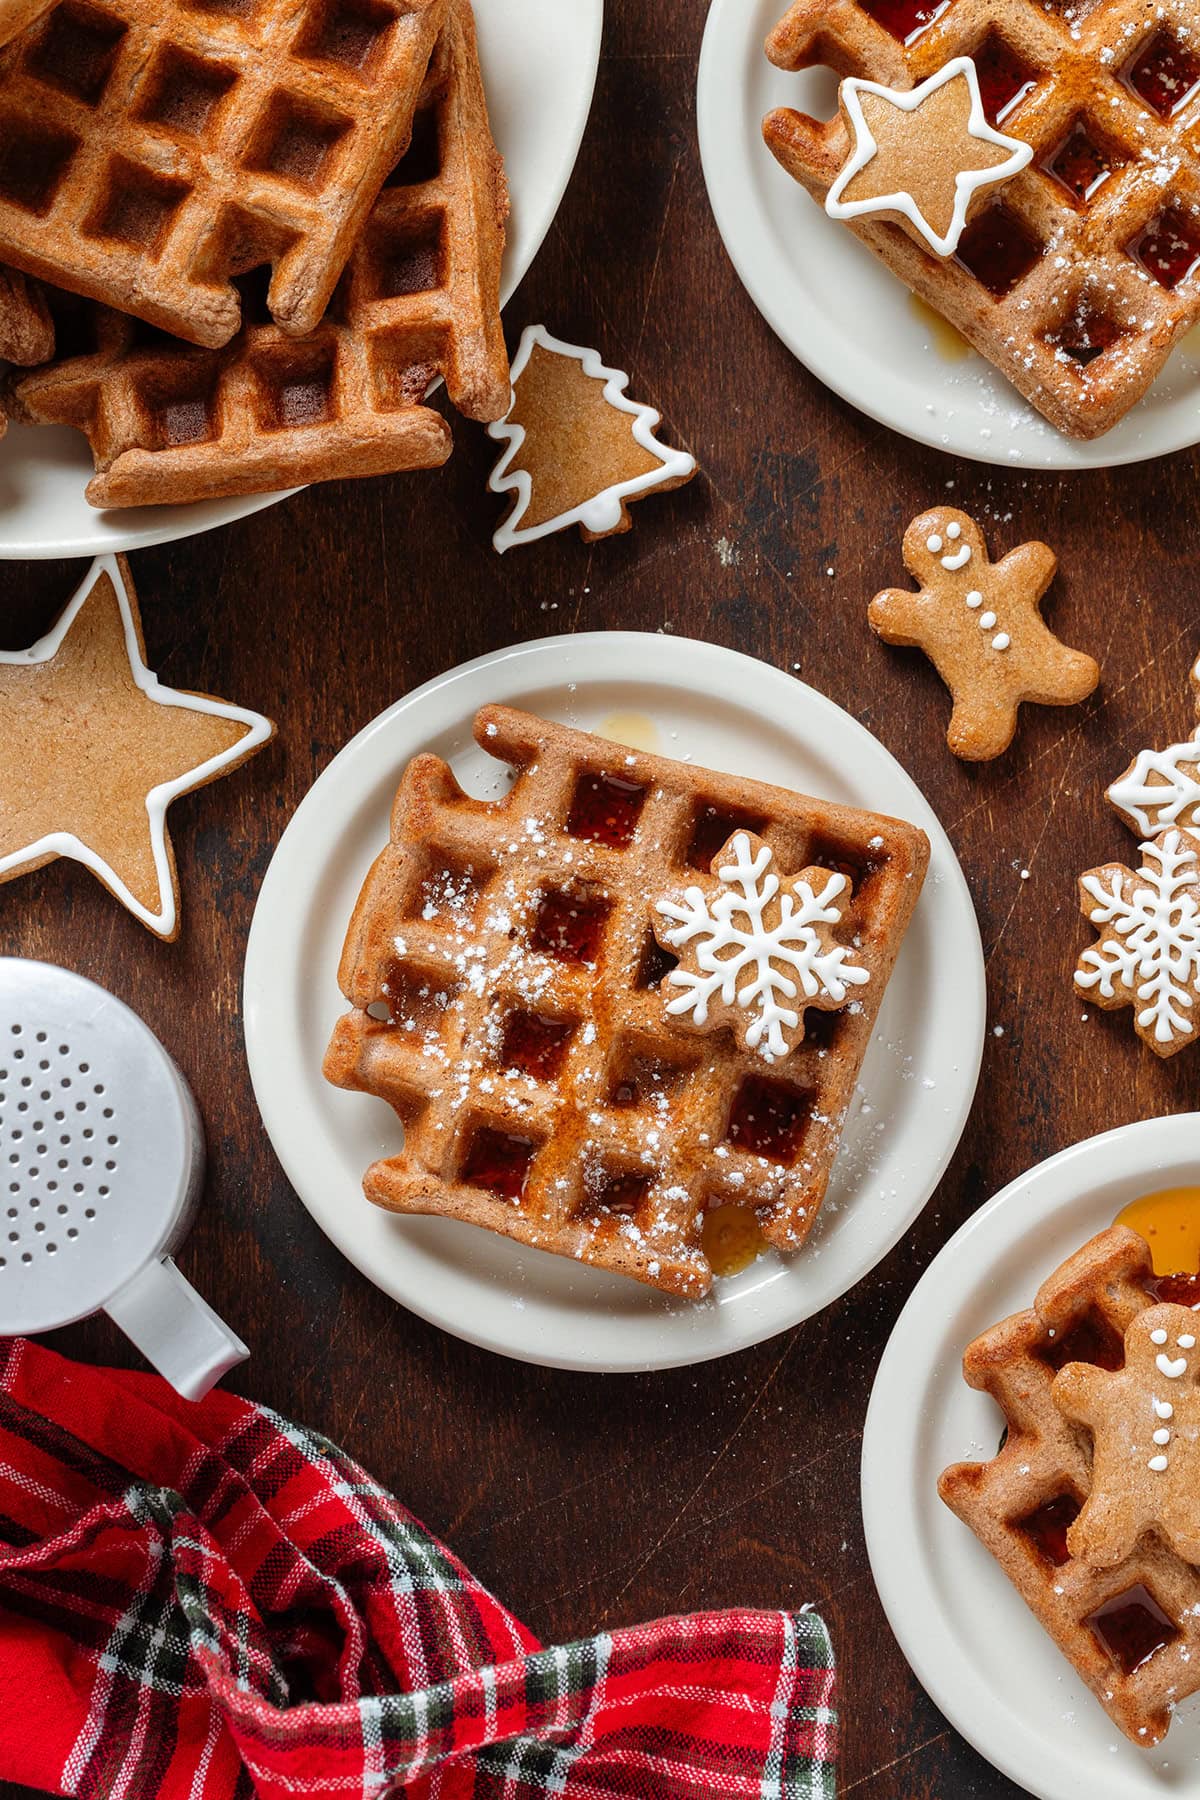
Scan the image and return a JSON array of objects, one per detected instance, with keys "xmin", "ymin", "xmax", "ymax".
[
  {"xmin": 243, "ymin": 630, "xmax": 985, "ymax": 1371},
  {"xmin": 861, "ymin": 1113, "xmax": 1200, "ymax": 1800},
  {"xmin": 0, "ymin": 0, "xmax": 604, "ymax": 560},
  {"xmin": 696, "ymin": 0, "xmax": 1200, "ymax": 472}
]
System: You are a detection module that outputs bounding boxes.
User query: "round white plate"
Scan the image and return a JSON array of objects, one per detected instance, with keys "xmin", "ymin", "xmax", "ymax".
[
  {"xmin": 0, "ymin": 0, "xmax": 603, "ymax": 561},
  {"xmin": 243, "ymin": 631, "xmax": 984, "ymax": 1371},
  {"xmin": 697, "ymin": 0, "xmax": 1200, "ymax": 471},
  {"xmin": 862, "ymin": 1114, "xmax": 1200, "ymax": 1800}
]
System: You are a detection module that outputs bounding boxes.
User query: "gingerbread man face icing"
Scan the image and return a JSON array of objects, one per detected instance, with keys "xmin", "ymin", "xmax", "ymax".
[
  {"xmin": 1053, "ymin": 1305, "xmax": 1200, "ymax": 1569},
  {"xmin": 869, "ymin": 506, "xmax": 1100, "ymax": 760}
]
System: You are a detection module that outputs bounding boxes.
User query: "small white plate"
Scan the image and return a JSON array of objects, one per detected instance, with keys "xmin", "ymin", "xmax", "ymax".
[
  {"xmin": 697, "ymin": 0, "xmax": 1200, "ymax": 471},
  {"xmin": 0, "ymin": 0, "xmax": 603, "ymax": 561},
  {"xmin": 862, "ymin": 1114, "xmax": 1200, "ymax": 1800},
  {"xmin": 243, "ymin": 631, "xmax": 984, "ymax": 1371}
]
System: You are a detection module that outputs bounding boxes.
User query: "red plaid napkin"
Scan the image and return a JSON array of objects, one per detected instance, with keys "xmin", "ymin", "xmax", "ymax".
[{"xmin": 0, "ymin": 1338, "xmax": 837, "ymax": 1800}]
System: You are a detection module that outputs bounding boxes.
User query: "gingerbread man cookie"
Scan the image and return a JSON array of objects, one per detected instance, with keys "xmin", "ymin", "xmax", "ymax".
[
  {"xmin": 651, "ymin": 830, "xmax": 869, "ymax": 1063},
  {"xmin": 869, "ymin": 508, "xmax": 1099, "ymax": 761},
  {"xmin": 1053, "ymin": 1305, "xmax": 1200, "ymax": 1568}
]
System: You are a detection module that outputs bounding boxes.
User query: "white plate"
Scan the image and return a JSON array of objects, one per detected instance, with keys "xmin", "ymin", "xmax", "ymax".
[
  {"xmin": 243, "ymin": 632, "xmax": 984, "ymax": 1371},
  {"xmin": 697, "ymin": 0, "xmax": 1200, "ymax": 471},
  {"xmin": 862, "ymin": 1114, "xmax": 1200, "ymax": 1800},
  {"xmin": 0, "ymin": 0, "xmax": 603, "ymax": 561}
]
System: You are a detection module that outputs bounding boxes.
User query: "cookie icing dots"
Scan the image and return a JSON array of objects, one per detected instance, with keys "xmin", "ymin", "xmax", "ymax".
[{"xmin": 825, "ymin": 56, "xmax": 1033, "ymax": 258}]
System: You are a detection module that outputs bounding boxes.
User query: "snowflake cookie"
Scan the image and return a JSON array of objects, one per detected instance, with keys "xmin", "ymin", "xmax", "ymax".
[
  {"xmin": 1053, "ymin": 1304, "xmax": 1200, "ymax": 1569},
  {"xmin": 1075, "ymin": 828, "xmax": 1200, "ymax": 1057},
  {"xmin": 1107, "ymin": 653, "xmax": 1200, "ymax": 838},
  {"xmin": 651, "ymin": 831, "xmax": 869, "ymax": 1063},
  {"xmin": 869, "ymin": 507, "xmax": 1099, "ymax": 761}
]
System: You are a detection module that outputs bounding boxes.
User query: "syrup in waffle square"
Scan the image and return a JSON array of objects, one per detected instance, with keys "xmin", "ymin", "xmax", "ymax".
[
  {"xmin": 763, "ymin": 0, "xmax": 1200, "ymax": 438},
  {"xmin": 8, "ymin": 0, "xmax": 508, "ymax": 507},
  {"xmin": 0, "ymin": 0, "xmax": 446, "ymax": 347},
  {"xmin": 940, "ymin": 1225, "xmax": 1200, "ymax": 1745},
  {"xmin": 323, "ymin": 705, "xmax": 930, "ymax": 1298}
]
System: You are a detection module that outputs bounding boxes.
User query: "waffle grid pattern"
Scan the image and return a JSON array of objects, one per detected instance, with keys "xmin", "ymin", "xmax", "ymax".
[
  {"xmin": 0, "ymin": 0, "xmax": 445, "ymax": 346},
  {"xmin": 9, "ymin": 0, "xmax": 509, "ymax": 507},
  {"xmin": 323, "ymin": 705, "xmax": 929, "ymax": 1297},
  {"xmin": 939, "ymin": 1225, "xmax": 1200, "ymax": 1745},
  {"xmin": 764, "ymin": 0, "xmax": 1200, "ymax": 437}
]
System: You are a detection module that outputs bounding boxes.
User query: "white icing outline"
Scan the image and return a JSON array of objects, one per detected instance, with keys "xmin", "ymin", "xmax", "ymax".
[
  {"xmin": 655, "ymin": 831, "xmax": 870, "ymax": 1063},
  {"xmin": 486, "ymin": 325, "xmax": 697, "ymax": 553},
  {"xmin": 826, "ymin": 56, "xmax": 1033, "ymax": 258},
  {"xmin": 0, "ymin": 555, "xmax": 273, "ymax": 938}
]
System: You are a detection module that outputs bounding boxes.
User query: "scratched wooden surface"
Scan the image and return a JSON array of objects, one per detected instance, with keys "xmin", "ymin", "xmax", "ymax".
[{"xmin": 2, "ymin": 4, "xmax": 1199, "ymax": 1796}]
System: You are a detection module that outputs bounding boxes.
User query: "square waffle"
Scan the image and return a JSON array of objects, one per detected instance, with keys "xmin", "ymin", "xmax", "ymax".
[
  {"xmin": 939, "ymin": 1224, "xmax": 1200, "ymax": 1745},
  {"xmin": 8, "ymin": 0, "xmax": 508, "ymax": 507},
  {"xmin": 0, "ymin": 0, "xmax": 447, "ymax": 347},
  {"xmin": 763, "ymin": 0, "xmax": 1200, "ymax": 438},
  {"xmin": 0, "ymin": 0, "xmax": 50, "ymax": 48},
  {"xmin": 0, "ymin": 264, "xmax": 51, "ymax": 365},
  {"xmin": 323, "ymin": 705, "xmax": 930, "ymax": 1298}
]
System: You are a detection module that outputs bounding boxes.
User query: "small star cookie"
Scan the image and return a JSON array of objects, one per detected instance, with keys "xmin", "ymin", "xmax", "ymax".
[
  {"xmin": 869, "ymin": 507, "xmax": 1099, "ymax": 760},
  {"xmin": 0, "ymin": 554, "xmax": 274, "ymax": 940},
  {"xmin": 826, "ymin": 57, "xmax": 1032, "ymax": 257},
  {"xmin": 651, "ymin": 830, "xmax": 869, "ymax": 1063},
  {"xmin": 487, "ymin": 325, "xmax": 696, "ymax": 551},
  {"xmin": 1107, "ymin": 653, "xmax": 1200, "ymax": 838},
  {"xmin": 1053, "ymin": 1304, "xmax": 1200, "ymax": 1569}
]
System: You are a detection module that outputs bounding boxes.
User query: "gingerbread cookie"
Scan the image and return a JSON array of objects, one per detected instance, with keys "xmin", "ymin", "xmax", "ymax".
[
  {"xmin": 652, "ymin": 830, "xmax": 870, "ymax": 1063},
  {"xmin": 1075, "ymin": 828, "xmax": 1200, "ymax": 1056},
  {"xmin": 487, "ymin": 325, "xmax": 696, "ymax": 551},
  {"xmin": 1053, "ymin": 1304, "xmax": 1200, "ymax": 1569},
  {"xmin": 826, "ymin": 57, "xmax": 1032, "ymax": 258},
  {"xmin": 869, "ymin": 507, "xmax": 1099, "ymax": 760},
  {"xmin": 0, "ymin": 555, "xmax": 274, "ymax": 940},
  {"xmin": 1107, "ymin": 654, "xmax": 1200, "ymax": 838}
]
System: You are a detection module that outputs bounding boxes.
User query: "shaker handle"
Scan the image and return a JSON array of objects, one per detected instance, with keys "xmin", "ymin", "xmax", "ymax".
[{"xmin": 105, "ymin": 1258, "xmax": 249, "ymax": 1400}]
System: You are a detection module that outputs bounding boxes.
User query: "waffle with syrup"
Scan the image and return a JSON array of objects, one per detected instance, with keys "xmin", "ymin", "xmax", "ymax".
[
  {"xmin": 0, "ymin": 0, "xmax": 446, "ymax": 347},
  {"xmin": 323, "ymin": 705, "xmax": 930, "ymax": 1298},
  {"xmin": 8, "ymin": 0, "xmax": 508, "ymax": 507},
  {"xmin": 763, "ymin": 0, "xmax": 1200, "ymax": 439},
  {"xmin": 939, "ymin": 1224, "xmax": 1200, "ymax": 1745}
]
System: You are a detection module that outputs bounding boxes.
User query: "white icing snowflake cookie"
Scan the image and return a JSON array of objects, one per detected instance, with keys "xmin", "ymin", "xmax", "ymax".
[
  {"xmin": 1108, "ymin": 657, "xmax": 1200, "ymax": 837},
  {"xmin": 651, "ymin": 831, "xmax": 869, "ymax": 1063},
  {"xmin": 1075, "ymin": 828, "xmax": 1200, "ymax": 1057}
]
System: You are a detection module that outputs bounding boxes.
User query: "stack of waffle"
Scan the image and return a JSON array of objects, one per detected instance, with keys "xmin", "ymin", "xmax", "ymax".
[{"xmin": 0, "ymin": 0, "xmax": 509, "ymax": 500}]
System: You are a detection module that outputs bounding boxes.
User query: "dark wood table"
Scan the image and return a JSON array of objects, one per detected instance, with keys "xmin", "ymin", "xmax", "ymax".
[{"xmin": 3, "ymin": 5, "xmax": 1198, "ymax": 1795}]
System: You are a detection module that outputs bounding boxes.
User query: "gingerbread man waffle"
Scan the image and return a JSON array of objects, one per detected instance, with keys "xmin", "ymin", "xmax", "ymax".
[
  {"xmin": 869, "ymin": 507, "xmax": 1099, "ymax": 760},
  {"xmin": 1053, "ymin": 1305, "xmax": 1200, "ymax": 1569}
]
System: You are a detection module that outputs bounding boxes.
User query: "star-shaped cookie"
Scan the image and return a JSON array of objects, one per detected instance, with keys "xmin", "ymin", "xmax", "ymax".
[
  {"xmin": 0, "ymin": 555, "xmax": 274, "ymax": 939},
  {"xmin": 869, "ymin": 507, "xmax": 1099, "ymax": 760},
  {"xmin": 1074, "ymin": 828, "xmax": 1200, "ymax": 1057},
  {"xmin": 827, "ymin": 57, "xmax": 1032, "ymax": 257},
  {"xmin": 1053, "ymin": 1304, "xmax": 1200, "ymax": 1568}
]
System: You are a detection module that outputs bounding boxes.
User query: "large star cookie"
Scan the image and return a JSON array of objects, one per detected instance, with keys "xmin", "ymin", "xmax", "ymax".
[
  {"xmin": 1075, "ymin": 827, "xmax": 1200, "ymax": 1057},
  {"xmin": 651, "ymin": 830, "xmax": 869, "ymax": 1063},
  {"xmin": 869, "ymin": 507, "xmax": 1099, "ymax": 760},
  {"xmin": 827, "ymin": 57, "xmax": 1032, "ymax": 258},
  {"xmin": 1107, "ymin": 654, "xmax": 1200, "ymax": 838},
  {"xmin": 0, "ymin": 555, "xmax": 273, "ymax": 939},
  {"xmin": 1054, "ymin": 1305, "xmax": 1200, "ymax": 1568}
]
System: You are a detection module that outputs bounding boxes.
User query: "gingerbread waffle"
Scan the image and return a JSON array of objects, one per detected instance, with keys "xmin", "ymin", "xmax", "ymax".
[
  {"xmin": 0, "ymin": 0, "xmax": 49, "ymax": 48},
  {"xmin": 323, "ymin": 705, "xmax": 929, "ymax": 1298},
  {"xmin": 939, "ymin": 1224, "xmax": 1200, "ymax": 1745},
  {"xmin": 8, "ymin": 0, "xmax": 508, "ymax": 507},
  {"xmin": 0, "ymin": 265, "xmax": 51, "ymax": 365},
  {"xmin": 0, "ymin": 0, "xmax": 446, "ymax": 348},
  {"xmin": 763, "ymin": 0, "xmax": 1200, "ymax": 438}
]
